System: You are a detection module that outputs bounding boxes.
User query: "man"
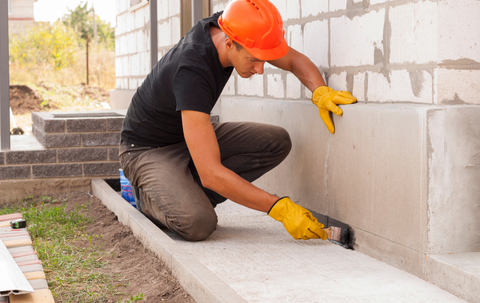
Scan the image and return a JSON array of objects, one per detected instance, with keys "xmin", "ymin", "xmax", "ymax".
[{"xmin": 119, "ymin": 0, "xmax": 356, "ymax": 242}]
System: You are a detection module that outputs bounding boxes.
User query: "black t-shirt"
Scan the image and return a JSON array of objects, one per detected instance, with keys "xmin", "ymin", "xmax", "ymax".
[{"xmin": 121, "ymin": 12, "xmax": 233, "ymax": 147}]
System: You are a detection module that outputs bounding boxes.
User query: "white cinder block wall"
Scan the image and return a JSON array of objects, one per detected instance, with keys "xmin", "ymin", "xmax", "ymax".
[
  {"xmin": 115, "ymin": 0, "xmax": 151, "ymax": 90},
  {"xmin": 113, "ymin": 0, "xmax": 480, "ymax": 283},
  {"xmin": 112, "ymin": 0, "xmax": 182, "ymax": 108},
  {"xmin": 217, "ymin": 0, "xmax": 480, "ymax": 281},
  {"xmin": 221, "ymin": 0, "xmax": 480, "ymax": 105}
]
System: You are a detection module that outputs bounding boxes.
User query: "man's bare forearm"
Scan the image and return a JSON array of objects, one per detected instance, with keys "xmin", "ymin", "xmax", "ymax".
[
  {"xmin": 269, "ymin": 47, "xmax": 326, "ymax": 92},
  {"xmin": 202, "ymin": 164, "xmax": 278, "ymax": 212}
]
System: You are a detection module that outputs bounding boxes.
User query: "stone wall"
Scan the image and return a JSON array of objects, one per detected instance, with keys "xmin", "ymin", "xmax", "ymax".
[{"xmin": 0, "ymin": 111, "xmax": 123, "ymax": 183}]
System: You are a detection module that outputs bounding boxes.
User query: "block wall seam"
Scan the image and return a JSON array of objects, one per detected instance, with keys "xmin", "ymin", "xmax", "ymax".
[
  {"xmin": 263, "ymin": 74, "xmax": 267, "ymax": 99},
  {"xmin": 281, "ymin": 0, "xmax": 439, "ymax": 27},
  {"xmin": 419, "ymin": 108, "xmax": 429, "ymax": 259},
  {"xmin": 327, "ymin": 17, "xmax": 331, "ymax": 75},
  {"xmin": 352, "ymin": 226, "xmax": 428, "ymax": 256}
]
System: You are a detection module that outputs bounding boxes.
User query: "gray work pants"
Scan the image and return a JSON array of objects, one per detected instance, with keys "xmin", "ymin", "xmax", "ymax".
[{"xmin": 119, "ymin": 122, "xmax": 292, "ymax": 241}]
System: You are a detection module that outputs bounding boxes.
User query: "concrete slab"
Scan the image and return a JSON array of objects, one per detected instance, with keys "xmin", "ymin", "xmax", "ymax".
[
  {"xmin": 93, "ymin": 179, "xmax": 474, "ymax": 303},
  {"xmin": 165, "ymin": 201, "xmax": 466, "ymax": 303},
  {"xmin": 10, "ymin": 135, "xmax": 44, "ymax": 151},
  {"xmin": 91, "ymin": 179, "xmax": 247, "ymax": 303},
  {"xmin": 9, "ymin": 288, "xmax": 55, "ymax": 303},
  {"xmin": 428, "ymin": 252, "xmax": 480, "ymax": 303}
]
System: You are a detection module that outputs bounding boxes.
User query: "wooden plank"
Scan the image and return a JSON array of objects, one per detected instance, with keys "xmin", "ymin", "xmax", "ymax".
[
  {"xmin": 11, "ymin": 250, "xmax": 36, "ymax": 258},
  {"xmin": 14, "ymin": 255, "xmax": 38, "ymax": 263},
  {"xmin": 0, "ymin": 213, "xmax": 22, "ymax": 221},
  {"xmin": 28, "ymin": 279, "xmax": 49, "ymax": 290},
  {"xmin": 9, "ymin": 289, "xmax": 55, "ymax": 303},
  {"xmin": 18, "ymin": 264, "xmax": 43, "ymax": 273},
  {"xmin": 16, "ymin": 260, "xmax": 42, "ymax": 267},
  {"xmin": 0, "ymin": 232, "xmax": 29, "ymax": 238},
  {"xmin": 23, "ymin": 271, "xmax": 46, "ymax": 281},
  {"xmin": 3, "ymin": 238, "xmax": 32, "ymax": 248}
]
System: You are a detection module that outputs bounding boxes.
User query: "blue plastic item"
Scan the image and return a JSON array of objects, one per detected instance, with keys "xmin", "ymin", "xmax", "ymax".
[{"xmin": 119, "ymin": 169, "xmax": 136, "ymax": 208}]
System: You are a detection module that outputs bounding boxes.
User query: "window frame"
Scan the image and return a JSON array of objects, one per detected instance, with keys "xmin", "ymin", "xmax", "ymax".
[{"xmin": 128, "ymin": 0, "xmax": 149, "ymax": 12}]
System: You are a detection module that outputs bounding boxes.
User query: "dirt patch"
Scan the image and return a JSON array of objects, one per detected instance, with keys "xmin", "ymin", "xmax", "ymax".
[
  {"xmin": 56, "ymin": 191, "xmax": 195, "ymax": 303},
  {"xmin": 9, "ymin": 85, "xmax": 46, "ymax": 115},
  {"xmin": 9, "ymin": 83, "xmax": 110, "ymax": 115}
]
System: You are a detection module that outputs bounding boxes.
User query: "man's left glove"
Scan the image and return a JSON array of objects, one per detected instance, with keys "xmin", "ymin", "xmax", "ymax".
[
  {"xmin": 268, "ymin": 197, "xmax": 327, "ymax": 240},
  {"xmin": 312, "ymin": 86, "xmax": 357, "ymax": 134}
]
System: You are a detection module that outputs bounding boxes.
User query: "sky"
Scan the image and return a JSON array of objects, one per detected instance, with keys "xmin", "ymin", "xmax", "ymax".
[{"xmin": 34, "ymin": 0, "xmax": 117, "ymax": 27}]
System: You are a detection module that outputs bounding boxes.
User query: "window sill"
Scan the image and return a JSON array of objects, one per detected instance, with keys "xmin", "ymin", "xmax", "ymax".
[{"xmin": 128, "ymin": 0, "xmax": 149, "ymax": 12}]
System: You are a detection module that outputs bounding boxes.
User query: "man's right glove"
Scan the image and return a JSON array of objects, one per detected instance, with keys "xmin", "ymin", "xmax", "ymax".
[
  {"xmin": 268, "ymin": 197, "xmax": 327, "ymax": 240},
  {"xmin": 312, "ymin": 86, "xmax": 357, "ymax": 134}
]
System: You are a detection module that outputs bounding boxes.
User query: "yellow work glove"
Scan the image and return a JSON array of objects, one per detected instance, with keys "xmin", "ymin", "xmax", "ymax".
[
  {"xmin": 312, "ymin": 86, "xmax": 357, "ymax": 134},
  {"xmin": 268, "ymin": 197, "xmax": 327, "ymax": 240}
]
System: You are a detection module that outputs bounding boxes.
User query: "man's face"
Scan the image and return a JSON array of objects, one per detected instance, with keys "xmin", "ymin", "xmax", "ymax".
[{"xmin": 227, "ymin": 43, "xmax": 266, "ymax": 78}]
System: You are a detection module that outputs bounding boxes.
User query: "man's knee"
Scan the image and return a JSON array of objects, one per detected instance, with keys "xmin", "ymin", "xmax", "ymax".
[
  {"xmin": 268, "ymin": 125, "xmax": 292, "ymax": 159},
  {"xmin": 173, "ymin": 210, "xmax": 218, "ymax": 241}
]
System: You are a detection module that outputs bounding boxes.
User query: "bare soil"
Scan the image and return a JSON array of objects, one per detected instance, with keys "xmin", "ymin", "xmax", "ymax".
[
  {"xmin": 10, "ymin": 83, "xmax": 111, "ymax": 135},
  {"xmin": 9, "ymin": 83, "xmax": 110, "ymax": 115},
  {"xmin": 57, "ymin": 191, "xmax": 195, "ymax": 303},
  {"xmin": 9, "ymin": 85, "xmax": 46, "ymax": 115}
]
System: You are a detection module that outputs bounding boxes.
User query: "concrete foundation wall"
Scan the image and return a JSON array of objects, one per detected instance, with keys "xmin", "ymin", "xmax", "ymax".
[
  {"xmin": 0, "ymin": 178, "xmax": 91, "ymax": 205},
  {"xmin": 427, "ymin": 107, "xmax": 480, "ymax": 254},
  {"xmin": 220, "ymin": 96, "xmax": 480, "ymax": 278}
]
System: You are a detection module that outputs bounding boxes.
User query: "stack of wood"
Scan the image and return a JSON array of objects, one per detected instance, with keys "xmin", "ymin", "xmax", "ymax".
[{"xmin": 0, "ymin": 213, "xmax": 54, "ymax": 303}]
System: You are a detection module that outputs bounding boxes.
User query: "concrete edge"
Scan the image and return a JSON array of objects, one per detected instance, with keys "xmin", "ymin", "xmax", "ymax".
[
  {"xmin": 90, "ymin": 178, "xmax": 247, "ymax": 303},
  {"xmin": 0, "ymin": 178, "xmax": 92, "ymax": 204},
  {"xmin": 427, "ymin": 254, "xmax": 480, "ymax": 303}
]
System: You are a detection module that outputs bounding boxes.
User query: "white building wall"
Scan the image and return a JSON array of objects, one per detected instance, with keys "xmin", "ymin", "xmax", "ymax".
[
  {"xmin": 220, "ymin": 0, "xmax": 480, "ymax": 105},
  {"xmin": 114, "ymin": 0, "xmax": 184, "ymax": 93},
  {"xmin": 214, "ymin": 0, "xmax": 480, "ymax": 282},
  {"xmin": 8, "ymin": 0, "xmax": 36, "ymax": 34},
  {"xmin": 113, "ymin": 0, "xmax": 480, "ymax": 284},
  {"xmin": 115, "ymin": 1, "xmax": 148, "ymax": 90}
]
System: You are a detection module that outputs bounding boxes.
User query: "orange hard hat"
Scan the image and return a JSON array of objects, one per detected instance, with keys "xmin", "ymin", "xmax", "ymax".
[{"xmin": 218, "ymin": 0, "xmax": 288, "ymax": 61}]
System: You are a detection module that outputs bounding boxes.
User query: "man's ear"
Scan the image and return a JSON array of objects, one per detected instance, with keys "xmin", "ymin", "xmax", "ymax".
[{"xmin": 224, "ymin": 37, "xmax": 235, "ymax": 52}]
